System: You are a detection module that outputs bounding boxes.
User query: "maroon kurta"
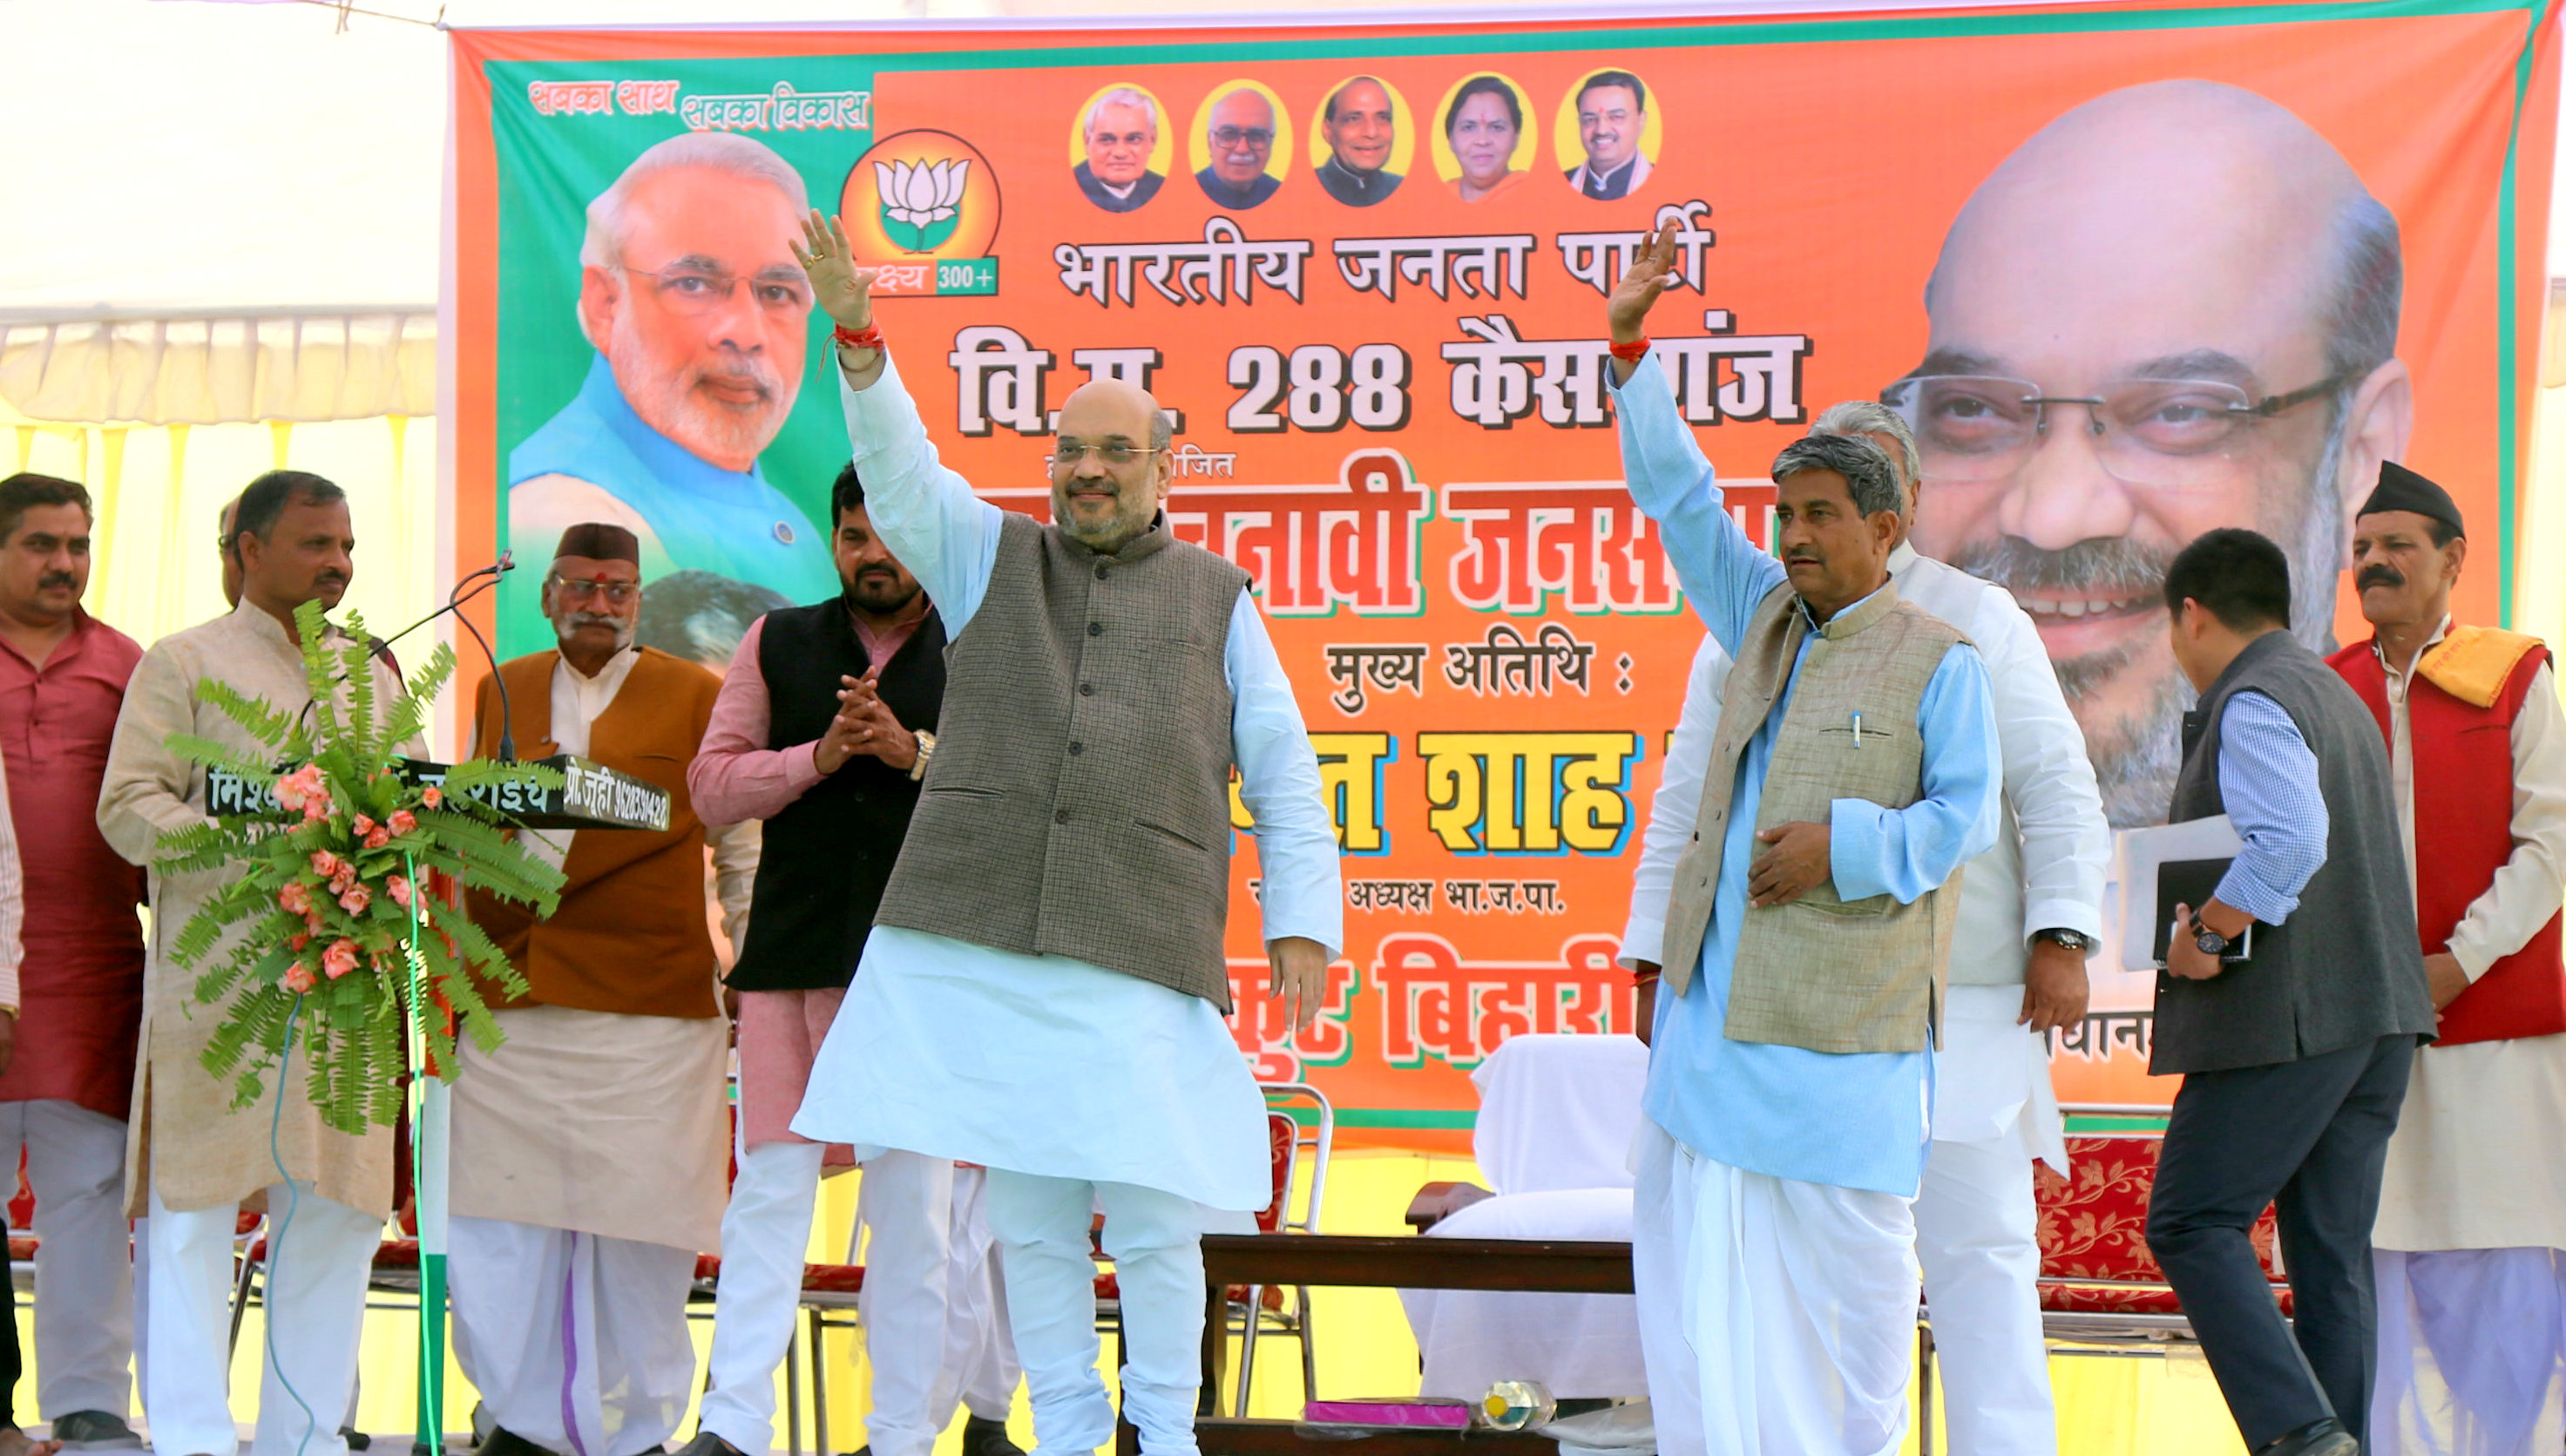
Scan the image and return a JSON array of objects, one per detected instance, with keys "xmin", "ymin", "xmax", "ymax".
[{"xmin": 0, "ymin": 610, "xmax": 146, "ymax": 1118}]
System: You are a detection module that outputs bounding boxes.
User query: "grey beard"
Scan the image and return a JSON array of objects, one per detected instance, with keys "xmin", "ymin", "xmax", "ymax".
[
  {"xmin": 1944, "ymin": 405, "xmax": 2347, "ymax": 829},
  {"xmin": 606, "ymin": 311, "xmax": 796, "ymax": 467}
]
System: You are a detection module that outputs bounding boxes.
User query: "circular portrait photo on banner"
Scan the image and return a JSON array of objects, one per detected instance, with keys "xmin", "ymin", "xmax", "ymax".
[
  {"xmin": 1554, "ymin": 68, "xmax": 1662, "ymax": 200},
  {"xmin": 1310, "ymin": 73, "xmax": 1414, "ymax": 208},
  {"xmin": 1068, "ymin": 82, "xmax": 1174, "ymax": 213},
  {"xmin": 1188, "ymin": 80, "xmax": 1294, "ymax": 210},
  {"xmin": 1429, "ymin": 72, "xmax": 1538, "ymax": 204}
]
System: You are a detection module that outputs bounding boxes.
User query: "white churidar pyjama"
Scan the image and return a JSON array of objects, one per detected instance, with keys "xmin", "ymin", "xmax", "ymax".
[
  {"xmin": 145, "ymin": 1177, "xmax": 376, "ymax": 1456},
  {"xmin": 2371, "ymin": 1247, "xmax": 2566, "ymax": 1455},
  {"xmin": 1632, "ymin": 1122, "xmax": 1919, "ymax": 1456},
  {"xmin": 1913, "ymin": 1124, "xmax": 2054, "ymax": 1456},
  {"xmin": 447, "ymin": 1216, "xmax": 697, "ymax": 1456},
  {"xmin": 699, "ymin": 1140, "xmax": 827, "ymax": 1455},
  {"xmin": 938, "ymin": 1165, "xmax": 1021, "ymax": 1422},
  {"xmin": 983, "ymin": 1171, "xmax": 1205, "ymax": 1456},
  {"xmin": 0, "ymin": 1100, "xmax": 136, "ymax": 1419},
  {"xmin": 854, "ymin": 1152, "xmax": 958, "ymax": 1456}
]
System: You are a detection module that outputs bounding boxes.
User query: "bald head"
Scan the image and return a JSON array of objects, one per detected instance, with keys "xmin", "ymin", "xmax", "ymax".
[
  {"xmin": 1051, "ymin": 378, "xmax": 1174, "ymax": 552},
  {"xmin": 1926, "ymin": 81, "xmax": 2399, "ymax": 387},
  {"xmin": 1905, "ymin": 79, "xmax": 2410, "ymax": 828},
  {"xmin": 1208, "ymin": 89, "xmax": 1276, "ymax": 187}
]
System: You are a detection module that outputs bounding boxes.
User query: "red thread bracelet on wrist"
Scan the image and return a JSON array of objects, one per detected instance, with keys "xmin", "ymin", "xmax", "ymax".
[
  {"xmin": 1632, "ymin": 968, "xmax": 1662, "ymax": 987},
  {"xmin": 1608, "ymin": 335, "xmax": 1650, "ymax": 363},
  {"xmin": 833, "ymin": 320, "xmax": 885, "ymax": 353}
]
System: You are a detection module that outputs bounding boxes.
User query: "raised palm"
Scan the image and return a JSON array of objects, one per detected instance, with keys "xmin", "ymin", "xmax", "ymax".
[
  {"xmin": 792, "ymin": 209, "xmax": 878, "ymax": 331},
  {"xmin": 1607, "ymin": 217, "xmax": 1683, "ymax": 343}
]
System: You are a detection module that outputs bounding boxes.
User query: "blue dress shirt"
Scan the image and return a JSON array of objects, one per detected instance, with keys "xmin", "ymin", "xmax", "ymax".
[
  {"xmin": 1613, "ymin": 356, "xmax": 2003, "ymax": 1195},
  {"xmin": 2211, "ymin": 689, "xmax": 2329, "ymax": 924}
]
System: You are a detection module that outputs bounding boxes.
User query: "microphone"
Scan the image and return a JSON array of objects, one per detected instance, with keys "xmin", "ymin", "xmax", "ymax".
[{"xmin": 383, "ymin": 554, "xmax": 519, "ymax": 762}]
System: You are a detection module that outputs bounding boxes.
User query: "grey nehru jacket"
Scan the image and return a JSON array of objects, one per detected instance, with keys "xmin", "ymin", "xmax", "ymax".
[
  {"xmin": 2155, "ymin": 629, "xmax": 2437, "ymax": 1074},
  {"xmin": 874, "ymin": 512, "xmax": 1252, "ymax": 1009}
]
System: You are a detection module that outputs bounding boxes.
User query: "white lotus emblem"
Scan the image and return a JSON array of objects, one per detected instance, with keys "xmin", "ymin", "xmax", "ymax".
[{"xmin": 877, "ymin": 158, "xmax": 968, "ymax": 228}]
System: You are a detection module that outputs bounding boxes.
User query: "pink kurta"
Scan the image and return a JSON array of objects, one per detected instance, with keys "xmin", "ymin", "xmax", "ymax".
[{"xmin": 0, "ymin": 611, "xmax": 146, "ymax": 1119}]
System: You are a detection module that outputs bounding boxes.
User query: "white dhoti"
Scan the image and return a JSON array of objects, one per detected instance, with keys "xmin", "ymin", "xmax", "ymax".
[
  {"xmin": 2368, "ymin": 1032, "xmax": 2566, "ymax": 1455},
  {"xmin": 1912, "ymin": 986, "xmax": 2066, "ymax": 1456},
  {"xmin": 449, "ymin": 1006, "xmax": 730, "ymax": 1456},
  {"xmin": 145, "ymin": 1176, "xmax": 378, "ymax": 1456},
  {"xmin": 449, "ymin": 1216, "xmax": 699, "ymax": 1456},
  {"xmin": 1632, "ymin": 1121, "xmax": 1919, "ymax": 1456},
  {"xmin": 0, "ymin": 1099, "xmax": 138, "ymax": 1419}
]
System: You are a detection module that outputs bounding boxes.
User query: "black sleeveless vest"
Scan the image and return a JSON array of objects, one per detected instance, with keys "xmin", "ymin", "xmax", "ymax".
[{"xmin": 727, "ymin": 599, "xmax": 946, "ymax": 992}]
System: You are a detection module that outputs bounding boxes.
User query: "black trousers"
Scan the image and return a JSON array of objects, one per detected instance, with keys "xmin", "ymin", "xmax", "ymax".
[
  {"xmin": 1, "ymin": 1220, "xmax": 17, "ymax": 1429},
  {"xmin": 2147, "ymin": 1033, "xmax": 2417, "ymax": 1449}
]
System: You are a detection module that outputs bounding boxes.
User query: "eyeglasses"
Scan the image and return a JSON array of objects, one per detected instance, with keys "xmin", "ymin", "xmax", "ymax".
[
  {"xmin": 1211, "ymin": 126, "xmax": 1276, "ymax": 148},
  {"xmin": 1047, "ymin": 444, "xmax": 1161, "ymax": 470},
  {"xmin": 548, "ymin": 575, "xmax": 638, "ymax": 605},
  {"xmin": 614, "ymin": 262, "xmax": 812, "ymax": 317},
  {"xmin": 1878, "ymin": 373, "xmax": 2351, "ymax": 489}
]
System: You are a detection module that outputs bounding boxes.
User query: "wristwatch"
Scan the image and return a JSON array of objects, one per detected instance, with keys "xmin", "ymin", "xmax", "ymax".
[
  {"xmin": 907, "ymin": 729, "xmax": 937, "ymax": 782},
  {"xmin": 2032, "ymin": 927, "xmax": 2093, "ymax": 954},
  {"xmin": 2189, "ymin": 910, "xmax": 2232, "ymax": 958}
]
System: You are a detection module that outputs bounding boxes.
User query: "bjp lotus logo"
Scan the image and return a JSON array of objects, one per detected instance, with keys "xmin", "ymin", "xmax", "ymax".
[
  {"xmin": 843, "ymin": 130, "xmax": 1002, "ymax": 272},
  {"xmin": 876, "ymin": 157, "xmax": 970, "ymax": 251}
]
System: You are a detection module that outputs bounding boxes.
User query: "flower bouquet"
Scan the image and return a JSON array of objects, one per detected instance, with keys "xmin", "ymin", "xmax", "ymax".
[{"xmin": 152, "ymin": 600, "xmax": 566, "ymax": 1134}]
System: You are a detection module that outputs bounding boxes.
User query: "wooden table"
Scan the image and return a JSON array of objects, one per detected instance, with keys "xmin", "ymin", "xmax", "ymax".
[{"xmin": 1111, "ymin": 1233, "xmax": 1635, "ymax": 1456}]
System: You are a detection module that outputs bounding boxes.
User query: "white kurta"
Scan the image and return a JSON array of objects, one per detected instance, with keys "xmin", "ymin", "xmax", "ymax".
[
  {"xmin": 2369, "ymin": 625, "xmax": 2566, "ymax": 1252},
  {"xmin": 789, "ymin": 354, "xmax": 1344, "ymax": 1213}
]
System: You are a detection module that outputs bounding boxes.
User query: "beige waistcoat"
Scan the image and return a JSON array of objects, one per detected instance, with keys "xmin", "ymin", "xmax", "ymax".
[{"xmin": 1660, "ymin": 580, "xmax": 1968, "ymax": 1055}]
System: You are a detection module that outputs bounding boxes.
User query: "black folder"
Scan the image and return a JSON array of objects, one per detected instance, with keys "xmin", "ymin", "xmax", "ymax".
[{"xmin": 2149, "ymin": 857, "xmax": 2253, "ymax": 965}]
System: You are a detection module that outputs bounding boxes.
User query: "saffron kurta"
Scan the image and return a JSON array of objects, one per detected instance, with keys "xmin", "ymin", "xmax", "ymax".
[{"xmin": 96, "ymin": 600, "xmax": 409, "ymax": 1218}]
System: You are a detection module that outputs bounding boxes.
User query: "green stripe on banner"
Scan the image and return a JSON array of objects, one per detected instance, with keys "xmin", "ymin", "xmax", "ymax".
[
  {"xmin": 2065, "ymin": 1114, "xmax": 2170, "ymax": 1134},
  {"xmin": 1338, "ymin": 1108, "xmax": 1480, "ymax": 1130},
  {"xmin": 2495, "ymin": 0, "xmax": 2553, "ymax": 626},
  {"xmin": 814, "ymin": 0, "xmax": 2542, "ymax": 75}
]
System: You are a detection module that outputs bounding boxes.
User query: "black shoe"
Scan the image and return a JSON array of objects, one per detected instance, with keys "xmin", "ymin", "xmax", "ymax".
[
  {"xmin": 48, "ymin": 1412, "xmax": 139, "ymax": 1450},
  {"xmin": 342, "ymin": 1430, "xmax": 371, "ymax": 1453},
  {"xmin": 671, "ymin": 1436, "xmax": 748, "ymax": 1456},
  {"xmin": 2258, "ymin": 1419, "xmax": 2359, "ymax": 1456},
  {"xmin": 477, "ymin": 1429, "xmax": 566, "ymax": 1456},
  {"xmin": 961, "ymin": 1417, "xmax": 1023, "ymax": 1456}
]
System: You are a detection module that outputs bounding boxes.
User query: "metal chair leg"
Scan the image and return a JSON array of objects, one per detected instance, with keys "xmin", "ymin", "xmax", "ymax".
[
  {"xmin": 809, "ymin": 1308, "xmax": 831, "ymax": 1456},
  {"xmin": 1295, "ymin": 1287, "xmax": 1316, "ymax": 1405},
  {"xmin": 227, "ymin": 1243, "xmax": 260, "ymax": 1360},
  {"xmin": 784, "ymin": 1313, "xmax": 803, "ymax": 1456},
  {"xmin": 1916, "ymin": 1322, "xmax": 1936, "ymax": 1456},
  {"xmin": 1233, "ymin": 1290, "xmax": 1263, "ymax": 1418}
]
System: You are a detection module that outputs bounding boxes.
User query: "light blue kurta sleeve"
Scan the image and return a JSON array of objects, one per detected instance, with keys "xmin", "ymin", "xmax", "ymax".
[
  {"xmin": 1608, "ymin": 355, "xmax": 1785, "ymax": 652},
  {"xmin": 1830, "ymin": 641, "xmax": 2005, "ymax": 904},
  {"xmin": 2212, "ymin": 688, "xmax": 2329, "ymax": 924},
  {"xmin": 837, "ymin": 351, "xmax": 1005, "ymax": 631},
  {"xmin": 1225, "ymin": 593, "xmax": 1344, "ymax": 958}
]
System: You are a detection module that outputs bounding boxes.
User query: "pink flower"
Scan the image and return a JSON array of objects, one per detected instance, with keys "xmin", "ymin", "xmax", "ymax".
[
  {"xmin": 273, "ymin": 764, "xmax": 327, "ymax": 814},
  {"xmin": 329, "ymin": 864, "xmax": 356, "ymax": 896},
  {"xmin": 388, "ymin": 810, "xmax": 418, "ymax": 837},
  {"xmin": 363, "ymin": 827, "xmax": 391, "ymax": 850},
  {"xmin": 301, "ymin": 796, "xmax": 331, "ymax": 824},
  {"xmin": 322, "ymin": 939, "xmax": 360, "ymax": 979},
  {"xmin": 422, "ymin": 787, "xmax": 443, "ymax": 809},
  {"xmin": 337, "ymin": 884, "xmax": 371, "ymax": 916},
  {"xmin": 304, "ymin": 911, "xmax": 325, "ymax": 935},
  {"xmin": 281, "ymin": 962, "xmax": 317, "ymax": 994},
  {"xmin": 353, "ymin": 815, "xmax": 376, "ymax": 836},
  {"xmin": 278, "ymin": 882, "xmax": 312, "ymax": 916},
  {"xmin": 309, "ymin": 850, "xmax": 342, "ymax": 879},
  {"xmin": 387, "ymin": 875, "xmax": 414, "ymax": 911},
  {"xmin": 289, "ymin": 931, "xmax": 311, "ymax": 951}
]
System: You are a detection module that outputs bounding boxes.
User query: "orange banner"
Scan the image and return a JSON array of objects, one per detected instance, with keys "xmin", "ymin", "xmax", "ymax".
[{"xmin": 452, "ymin": 0, "xmax": 2560, "ymax": 1146}]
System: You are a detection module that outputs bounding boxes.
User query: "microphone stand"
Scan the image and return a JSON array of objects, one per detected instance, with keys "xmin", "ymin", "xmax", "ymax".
[{"xmin": 381, "ymin": 555, "xmax": 518, "ymax": 761}]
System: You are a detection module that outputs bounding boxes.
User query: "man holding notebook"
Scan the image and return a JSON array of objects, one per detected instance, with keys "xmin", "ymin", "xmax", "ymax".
[{"xmin": 2145, "ymin": 527, "xmax": 2436, "ymax": 1456}]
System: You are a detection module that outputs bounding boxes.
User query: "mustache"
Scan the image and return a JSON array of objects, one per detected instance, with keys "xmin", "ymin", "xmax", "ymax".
[
  {"xmin": 2357, "ymin": 565, "xmax": 2407, "ymax": 592},
  {"xmin": 692, "ymin": 356, "xmax": 780, "ymax": 403},
  {"xmin": 564, "ymin": 611, "xmax": 625, "ymax": 630},
  {"xmin": 37, "ymin": 572, "xmax": 76, "ymax": 590},
  {"xmin": 1948, "ymin": 534, "xmax": 2175, "ymax": 596}
]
